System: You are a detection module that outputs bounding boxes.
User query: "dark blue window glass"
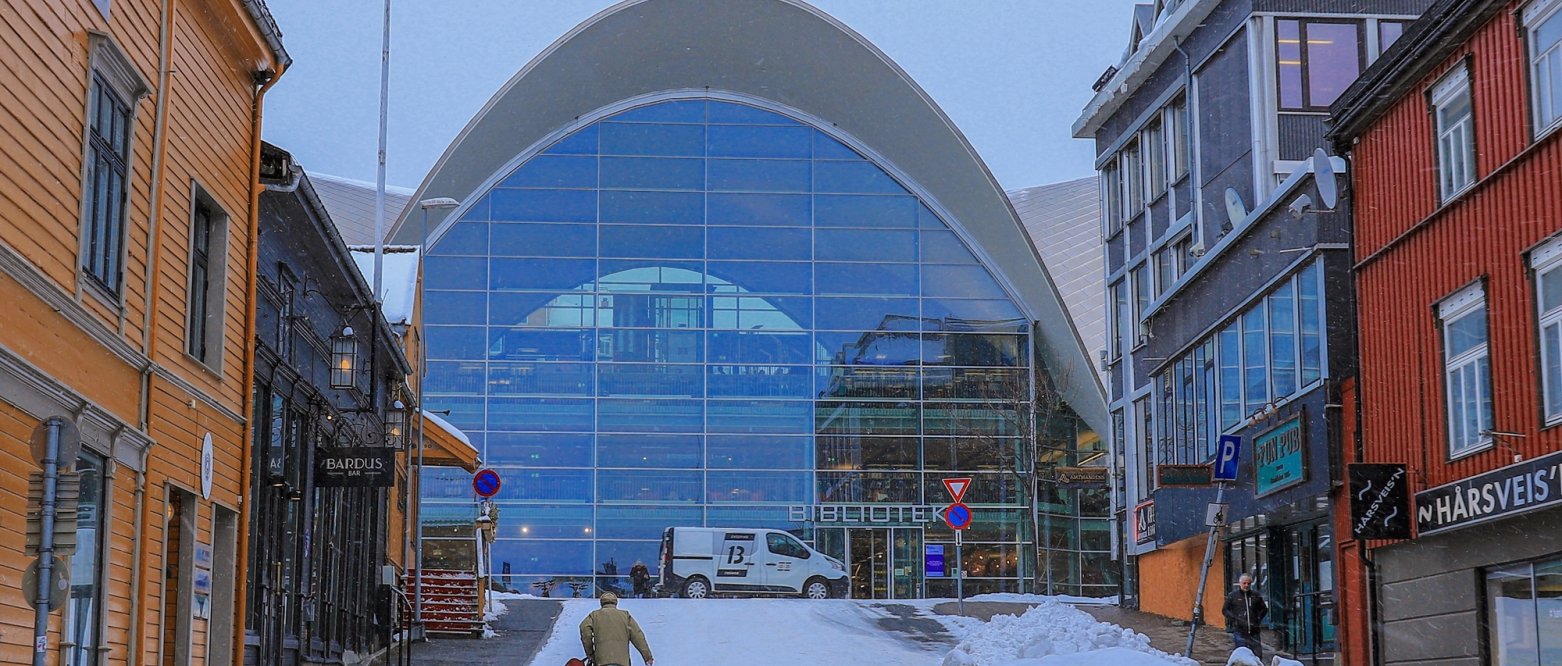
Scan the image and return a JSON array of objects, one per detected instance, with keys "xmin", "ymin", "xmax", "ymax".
[
  {"xmin": 816, "ymin": 401, "xmax": 919, "ymax": 435},
  {"xmin": 544, "ymin": 125, "xmax": 598, "ymax": 155},
  {"xmin": 710, "ymin": 296, "xmax": 811, "ymax": 330},
  {"xmin": 708, "ymin": 159, "xmax": 811, "ymax": 193},
  {"xmin": 597, "ymin": 433, "xmax": 702, "ymax": 468},
  {"xmin": 597, "ymin": 265, "xmax": 707, "ymax": 297},
  {"xmin": 491, "ymin": 540, "xmax": 593, "ymax": 575},
  {"xmin": 598, "ymin": 398, "xmax": 704, "ymax": 433},
  {"xmin": 707, "ymin": 435, "xmax": 813, "ymax": 469},
  {"xmin": 709, "ymin": 227, "xmax": 811, "ymax": 261},
  {"xmin": 814, "ymin": 296, "xmax": 919, "ymax": 330},
  {"xmin": 459, "ymin": 194, "xmax": 492, "ymax": 222},
  {"xmin": 922, "ymin": 265, "xmax": 1010, "ymax": 299},
  {"xmin": 599, "ymin": 225, "xmax": 704, "ymax": 259},
  {"xmin": 598, "ymin": 469, "xmax": 702, "ymax": 503},
  {"xmin": 707, "ymin": 472, "xmax": 810, "ymax": 503},
  {"xmin": 600, "ymin": 122, "xmax": 704, "ymax": 156},
  {"xmin": 490, "ymin": 188, "xmax": 596, "ymax": 222},
  {"xmin": 490, "ymin": 258, "xmax": 596, "ymax": 291},
  {"xmin": 705, "ymin": 506, "xmax": 798, "ymax": 530},
  {"xmin": 489, "ymin": 361, "xmax": 593, "ymax": 396},
  {"xmin": 601, "ymin": 156, "xmax": 704, "ymax": 190},
  {"xmin": 598, "ymin": 363, "xmax": 704, "ymax": 398},
  {"xmin": 706, "ymin": 261, "xmax": 811, "ymax": 295},
  {"xmin": 487, "ymin": 433, "xmax": 594, "ymax": 467},
  {"xmin": 816, "ymin": 263, "xmax": 917, "ymax": 296},
  {"xmin": 595, "ymin": 542, "xmax": 665, "ymax": 576},
  {"xmin": 424, "ymin": 291, "xmax": 487, "ymax": 325},
  {"xmin": 920, "ymin": 230, "xmax": 981, "ymax": 264},
  {"xmin": 923, "ymin": 334, "xmax": 1027, "ymax": 367},
  {"xmin": 490, "ymin": 292, "xmax": 595, "ymax": 327},
  {"xmin": 815, "ymin": 229, "xmax": 916, "ymax": 263},
  {"xmin": 426, "ymin": 326, "xmax": 488, "ymax": 360},
  {"xmin": 425, "ymin": 256, "xmax": 486, "ymax": 290},
  {"xmin": 501, "ymin": 155, "xmax": 598, "ymax": 188},
  {"xmin": 813, "ymin": 132, "xmax": 862, "ymax": 160},
  {"xmin": 708, "ymin": 331, "xmax": 813, "ymax": 365},
  {"xmin": 818, "ymin": 366, "xmax": 918, "ymax": 399},
  {"xmin": 814, "ymin": 195, "xmax": 918, "ymax": 228},
  {"xmin": 707, "ymin": 125, "xmax": 812, "ymax": 158},
  {"xmin": 421, "ymin": 466, "xmax": 480, "ymax": 501},
  {"xmin": 707, "ymin": 365, "xmax": 814, "ymax": 398},
  {"xmin": 491, "ymin": 223, "xmax": 596, "ymax": 257},
  {"xmin": 425, "ymin": 360, "xmax": 485, "ymax": 394},
  {"xmin": 610, "ymin": 100, "xmax": 706, "ymax": 123},
  {"xmin": 488, "ymin": 397, "xmax": 595, "ymax": 432},
  {"xmin": 491, "ymin": 504, "xmax": 592, "ymax": 539},
  {"xmin": 815, "ymin": 160, "xmax": 907, "ymax": 194},
  {"xmin": 922, "ymin": 298, "xmax": 1026, "ymax": 330},
  {"xmin": 707, "ymin": 399, "xmax": 813, "ymax": 434},
  {"xmin": 488, "ymin": 328, "xmax": 595, "ymax": 362},
  {"xmin": 707, "ymin": 193, "xmax": 811, "ymax": 226},
  {"xmin": 596, "ymin": 506, "xmax": 704, "ymax": 539},
  {"xmin": 430, "ymin": 221, "xmax": 488, "ymax": 255},
  {"xmin": 601, "ymin": 190, "xmax": 703, "ymax": 224},
  {"xmin": 424, "ymin": 395, "xmax": 485, "ymax": 432},
  {"xmin": 598, "ymin": 329, "xmax": 703, "ymax": 365},
  {"xmin": 484, "ymin": 469, "xmax": 594, "ymax": 502},
  {"xmin": 706, "ymin": 102, "xmax": 799, "ymax": 125}
]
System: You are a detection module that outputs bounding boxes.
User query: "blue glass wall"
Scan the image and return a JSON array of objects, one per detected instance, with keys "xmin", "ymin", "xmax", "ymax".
[{"xmin": 421, "ymin": 98, "xmax": 1039, "ymax": 596}]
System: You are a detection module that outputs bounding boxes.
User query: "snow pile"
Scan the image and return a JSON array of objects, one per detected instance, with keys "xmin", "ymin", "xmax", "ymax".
[
  {"xmin": 485, "ymin": 598, "xmax": 508, "ymax": 622},
  {"xmin": 940, "ymin": 600, "xmax": 1195, "ymax": 666},
  {"xmin": 1224, "ymin": 647, "xmax": 1262, "ymax": 665}
]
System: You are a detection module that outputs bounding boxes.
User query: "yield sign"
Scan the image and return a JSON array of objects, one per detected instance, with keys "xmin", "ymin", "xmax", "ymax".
[{"xmin": 942, "ymin": 477, "xmax": 972, "ymax": 503}]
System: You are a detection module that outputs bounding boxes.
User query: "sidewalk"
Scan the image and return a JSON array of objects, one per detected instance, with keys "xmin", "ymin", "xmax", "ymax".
[{"xmin": 406, "ymin": 598, "xmax": 563, "ymax": 666}]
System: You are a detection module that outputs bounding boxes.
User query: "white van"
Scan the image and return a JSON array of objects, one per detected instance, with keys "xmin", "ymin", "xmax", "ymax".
[{"xmin": 657, "ymin": 527, "xmax": 848, "ymax": 599}]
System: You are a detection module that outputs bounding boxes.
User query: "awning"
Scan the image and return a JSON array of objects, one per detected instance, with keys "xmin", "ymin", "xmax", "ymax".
[{"xmin": 419, "ymin": 409, "xmax": 479, "ymax": 471}]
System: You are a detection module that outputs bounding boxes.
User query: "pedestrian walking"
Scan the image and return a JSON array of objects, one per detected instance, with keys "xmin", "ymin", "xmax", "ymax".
[
  {"xmin": 629, "ymin": 560, "xmax": 651, "ymax": 598},
  {"xmin": 579, "ymin": 592, "xmax": 654, "ymax": 666},
  {"xmin": 1222, "ymin": 573, "xmax": 1269, "ymax": 660}
]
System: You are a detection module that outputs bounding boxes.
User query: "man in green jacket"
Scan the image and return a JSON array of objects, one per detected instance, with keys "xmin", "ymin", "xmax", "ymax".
[{"xmin": 579, "ymin": 592, "xmax": 654, "ymax": 666}]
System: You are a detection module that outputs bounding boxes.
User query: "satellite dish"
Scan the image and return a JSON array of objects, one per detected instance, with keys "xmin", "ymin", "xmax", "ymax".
[
  {"xmin": 1312, "ymin": 147, "xmax": 1338, "ymax": 210},
  {"xmin": 1224, "ymin": 187, "xmax": 1247, "ymax": 229}
]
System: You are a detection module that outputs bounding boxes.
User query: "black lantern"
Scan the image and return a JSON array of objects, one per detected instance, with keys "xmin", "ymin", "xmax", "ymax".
[
  {"xmin": 330, "ymin": 325, "xmax": 356, "ymax": 389},
  {"xmin": 386, "ymin": 399, "xmax": 406, "ymax": 448}
]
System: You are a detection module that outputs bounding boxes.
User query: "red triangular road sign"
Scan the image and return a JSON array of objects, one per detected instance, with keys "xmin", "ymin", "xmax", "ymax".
[{"xmin": 942, "ymin": 477, "xmax": 971, "ymax": 503}]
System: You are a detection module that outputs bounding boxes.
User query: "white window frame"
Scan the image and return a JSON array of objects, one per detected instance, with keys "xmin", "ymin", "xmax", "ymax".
[
  {"xmin": 1532, "ymin": 235, "xmax": 1562, "ymax": 424},
  {"xmin": 1431, "ymin": 66, "xmax": 1476, "ymax": 201},
  {"xmin": 1525, "ymin": 0, "xmax": 1562, "ymax": 137},
  {"xmin": 1438, "ymin": 283, "xmax": 1493, "ymax": 458}
]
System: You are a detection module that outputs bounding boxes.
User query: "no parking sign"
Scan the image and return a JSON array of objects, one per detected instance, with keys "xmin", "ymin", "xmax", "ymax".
[{"xmin": 473, "ymin": 469, "xmax": 502, "ymax": 498}]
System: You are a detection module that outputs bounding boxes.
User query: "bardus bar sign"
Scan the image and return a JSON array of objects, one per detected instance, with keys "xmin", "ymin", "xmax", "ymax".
[
  {"xmin": 1416, "ymin": 449, "xmax": 1562, "ymax": 536},
  {"xmin": 315, "ymin": 447, "xmax": 395, "ymax": 488}
]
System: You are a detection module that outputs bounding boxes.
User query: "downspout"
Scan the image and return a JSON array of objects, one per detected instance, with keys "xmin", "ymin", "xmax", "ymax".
[
  {"xmin": 234, "ymin": 61, "xmax": 286, "ymax": 666},
  {"xmin": 128, "ymin": 0, "xmax": 173, "ymax": 661}
]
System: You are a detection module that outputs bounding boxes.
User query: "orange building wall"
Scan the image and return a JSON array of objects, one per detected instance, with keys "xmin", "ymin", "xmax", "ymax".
[{"xmin": 1138, "ymin": 535, "xmax": 1228, "ymax": 629}]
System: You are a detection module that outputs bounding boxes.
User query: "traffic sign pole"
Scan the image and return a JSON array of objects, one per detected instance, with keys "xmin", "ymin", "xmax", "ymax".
[{"xmin": 955, "ymin": 529, "xmax": 964, "ymax": 617}]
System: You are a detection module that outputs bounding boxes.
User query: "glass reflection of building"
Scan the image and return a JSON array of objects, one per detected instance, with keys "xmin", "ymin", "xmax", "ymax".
[{"xmin": 414, "ymin": 96, "xmax": 1106, "ymax": 598}]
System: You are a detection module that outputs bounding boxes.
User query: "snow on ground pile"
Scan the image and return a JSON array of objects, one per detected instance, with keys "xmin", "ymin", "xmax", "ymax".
[{"xmin": 940, "ymin": 600, "xmax": 1195, "ymax": 666}]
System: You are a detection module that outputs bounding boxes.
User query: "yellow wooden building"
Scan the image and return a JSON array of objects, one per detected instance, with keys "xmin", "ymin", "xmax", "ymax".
[{"xmin": 0, "ymin": 0, "xmax": 286, "ymax": 663}]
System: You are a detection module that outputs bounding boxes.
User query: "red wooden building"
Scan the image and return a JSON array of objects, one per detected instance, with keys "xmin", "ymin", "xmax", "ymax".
[{"xmin": 1329, "ymin": 0, "xmax": 1562, "ymax": 663}]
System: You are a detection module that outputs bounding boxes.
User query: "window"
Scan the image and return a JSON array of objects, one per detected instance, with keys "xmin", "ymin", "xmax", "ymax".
[
  {"xmin": 1533, "ymin": 237, "xmax": 1562, "ymax": 422},
  {"xmin": 1268, "ymin": 281, "xmax": 1297, "ymax": 397},
  {"xmin": 766, "ymin": 532, "xmax": 810, "ymax": 559},
  {"xmin": 1432, "ymin": 66, "xmax": 1476, "ymax": 200},
  {"xmin": 64, "ymin": 451, "xmax": 107, "ymax": 666},
  {"xmin": 1110, "ymin": 280, "xmax": 1127, "ymax": 359},
  {"xmin": 1439, "ymin": 283, "xmax": 1492, "ymax": 457},
  {"xmin": 1101, "ymin": 162, "xmax": 1123, "ymax": 238},
  {"xmin": 1132, "ymin": 265, "xmax": 1150, "ymax": 341},
  {"xmin": 1134, "ymin": 397, "xmax": 1154, "ymax": 494},
  {"xmin": 82, "ymin": 74, "xmax": 133, "ymax": 295},
  {"xmin": 276, "ymin": 267, "xmax": 295, "ymax": 362},
  {"xmin": 186, "ymin": 190, "xmax": 227, "ymax": 367},
  {"xmin": 1145, "ymin": 119, "xmax": 1166, "ymax": 200},
  {"xmin": 1378, "ymin": 20, "xmax": 1409, "ymax": 52},
  {"xmin": 1526, "ymin": 0, "xmax": 1562, "ymax": 135},
  {"xmin": 1121, "ymin": 139, "xmax": 1144, "ymax": 218},
  {"xmin": 1277, "ymin": 19, "xmax": 1365, "ymax": 111},
  {"xmin": 1168, "ymin": 95, "xmax": 1189, "ymax": 180},
  {"xmin": 1484, "ymin": 556, "xmax": 1562, "ymax": 665},
  {"xmin": 1243, "ymin": 307, "xmax": 1269, "ymax": 415}
]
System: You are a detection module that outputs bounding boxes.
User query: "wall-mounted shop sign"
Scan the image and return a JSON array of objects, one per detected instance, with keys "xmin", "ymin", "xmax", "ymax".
[
  {"xmin": 1053, "ymin": 466, "xmax": 1109, "ymax": 488},
  {"xmin": 1416, "ymin": 449, "xmax": 1562, "ymax": 537},
  {"xmin": 1134, "ymin": 500, "xmax": 1156, "ymax": 544},
  {"xmin": 315, "ymin": 447, "xmax": 395, "ymax": 488},
  {"xmin": 1255, "ymin": 416, "xmax": 1306, "ymax": 497},
  {"xmin": 788, "ymin": 504, "xmax": 943, "ymax": 525},
  {"xmin": 1349, "ymin": 463, "xmax": 1411, "ymax": 539}
]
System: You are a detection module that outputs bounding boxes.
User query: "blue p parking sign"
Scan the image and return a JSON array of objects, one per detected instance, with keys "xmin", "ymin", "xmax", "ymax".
[{"xmin": 1214, "ymin": 435, "xmax": 1241, "ymax": 482}]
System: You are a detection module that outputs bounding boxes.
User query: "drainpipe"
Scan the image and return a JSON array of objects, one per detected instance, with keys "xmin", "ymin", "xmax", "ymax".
[
  {"xmin": 233, "ymin": 59, "xmax": 286, "ymax": 666},
  {"xmin": 126, "ymin": 446, "xmax": 150, "ymax": 666}
]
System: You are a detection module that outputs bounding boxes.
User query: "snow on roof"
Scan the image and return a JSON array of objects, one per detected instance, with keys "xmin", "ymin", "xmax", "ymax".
[
  {"xmin": 312, "ymin": 173, "xmax": 415, "ymax": 245},
  {"xmin": 423, "ymin": 409, "xmax": 475, "ymax": 451},
  {"xmin": 349, "ymin": 246, "xmax": 420, "ymax": 326}
]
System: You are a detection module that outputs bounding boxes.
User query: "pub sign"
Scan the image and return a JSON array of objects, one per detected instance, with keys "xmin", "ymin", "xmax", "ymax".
[{"xmin": 315, "ymin": 447, "xmax": 395, "ymax": 488}]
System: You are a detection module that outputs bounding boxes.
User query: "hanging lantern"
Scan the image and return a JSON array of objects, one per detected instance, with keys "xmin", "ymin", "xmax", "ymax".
[
  {"xmin": 386, "ymin": 399, "xmax": 406, "ymax": 448},
  {"xmin": 330, "ymin": 325, "xmax": 356, "ymax": 389}
]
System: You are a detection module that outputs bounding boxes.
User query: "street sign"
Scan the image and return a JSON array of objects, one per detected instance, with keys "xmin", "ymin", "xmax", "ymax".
[
  {"xmin": 473, "ymin": 468, "xmax": 502, "ymax": 498},
  {"xmin": 944, "ymin": 502, "xmax": 972, "ymax": 530},
  {"xmin": 1214, "ymin": 435, "xmax": 1241, "ymax": 482},
  {"xmin": 1205, "ymin": 502, "xmax": 1228, "ymax": 527},
  {"xmin": 942, "ymin": 477, "xmax": 971, "ymax": 503},
  {"xmin": 1158, "ymin": 464, "xmax": 1214, "ymax": 487},
  {"xmin": 924, "ymin": 544, "xmax": 945, "ymax": 578},
  {"xmin": 22, "ymin": 557, "xmax": 68, "ymax": 612},
  {"xmin": 26, "ymin": 472, "xmax": 79, "ymax": 557}
]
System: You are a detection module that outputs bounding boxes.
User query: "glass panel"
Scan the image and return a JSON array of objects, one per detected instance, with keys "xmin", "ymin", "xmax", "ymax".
[
  {"xmin": 488, "ymin": 328, "xmax": 595, "ymax": 362},
  {"xmin": 598, "ymin": 469, "xmax": 702, "ymax": 503},
  {"xmin": 706, "ymin": 471, "xmax": 810, "ymax": 503},
  {"xmin": 814, "ymin": 161, "xmax": 908, "ymax": 194},
  {"xmin": 708, "ymin": 331, "xmax": 812, "ymax": 365},
  {"xmin": 814, "ymin": 435, "xmax": 918, "ymax": 469},
  {"xmin": 493, "ymin": 504, "xmax": 592, "ymax": 539},
  {"xmin": 489, "ymin": 361, "xmax": 593, "ymax": 396},
  {"xmin": 707, "ymin": 125, "xmax": 812, "ymax": 158},
  {"xmin": 601, "ymin": 190, "xmax": 703, "ymax": 224},
  {"xmin": 597, "ymin": 262, "xmax": 706, "ymax": 293},
  {"xmin": 64, "ymin": 454, "xmax": 104, "ymax": 666},
  {"xmin": 1277, "ymin": 20, "xmax": 1303, "ymax": 109},
  {"xmin": 816, "ymin": 263, "xmax": 917, "ymax": 296},
  {"xmin": 490, "ymin": 188, "xmax": 597, "ymax": 222},
  {"xmin": 816, "ymin": 229, "xmax": 916, "ymax": 263},
  {"xmin": 923, "ymin": 368, "xmax": 1026, "ymax": 401},
  {"xmin": 1547, "ymin": 323, "xmax": 1562, "ymax": 418},
  {"xmin": 430, "ymin": 221, "xmax": 488, "ymax": 255},
  {"xmin": 923, "ymin": 334, "xmax": 1026, "ymax": 367},
  {"xmin": 1299, "ymin": 262, "xmax": 1322, "ymax": 385},
  {"xmin": 1446, "ymin": 306, "xmax": 1488, "ymax": 357},
  {"xmin": 706, "ymin": 261, "xmax": 812, "ymax": 294},
  {"xmin": 813, "ymin": 131, "xmax": 861, "ymax": 159},
  {"xmin": 922, "ymin": 298, "xmax": 1025, "ymax": 329},
  {"xmin": 920, "ymin": 229, "xmax": 981, "ymax": 264},
  {"xmin": 1486, "ymin": 564, "xmax": 1539, "ymax": 666},
  {"xmin": 598, "ymin": 398, "xmax": 704, "ymax": 433},
  {"xmin": 599, "ymin": 224, "xmax": 704, "ymax": 259},
  {"xmin": 816, "ymin": 401, "xmax": 919, "ymax": 436},
  {"xmin": 484, "ymin": 469, "xmax": 594, "ymax": 502},
  {"xmin": 706, "ymin": 363, "xmax": 815, "ymax": 400},
  {"xmin": 426, "ymin": 326, "xmax": 488, "ymax": 360},
  {"xmin": 424, "ymin": 291, "xmax": 487, "ymax": 325},
  {"xmin": 597, "ymin": 328, "xmax": 704, "ymax": 364},
  {"xmin": 709, "ymin": 159, "xmax": 811, "ymax": 192},
  {"xmin": 500, "ymin": 155, "xmax": 598, "ymax": 188},
  {"xmin": 705, "ymin": 506, "xmax": 799, "ymax": 531},
  {"xmin": 1243, "ymin": 308, "xmax": 1268, "ymax": 414},
  {"xmin": 707, "ymin": 102, "xmax": 799, "ymax": 125},
  {"xmin": 597, "ymin": 363, "xmax": 703, "ymax": 397},
  {"xmin": 709, "ymin": 297, "xmax": 810, "ymax": 331},
  {"xmin": 709, "ymin": 226, "xmax": 812, "ymax": 261},
  {"xmin": 425, "ymin": 256, "xmax": 487, "ymax": 291},
  {"xmin": 488, "ymin": 397, "xmax": 594, "ymax": 432},
  {"xmin": 922, "ymin": 265, "xmax": 1010, "ymax": 299},
  {"xmin": 923, "ymin": 437, "xmax": 1019, "ymax": 471},
  {"xmin": 1534, "ymin": 559, "xmax": 1562, "ymax": 661},
  {"xmin": 599, "ymin": 122, "xmax": 704, "ymax": 156},
  {"xmin": 1269, "ymin": 282, "xmax": 1297, "ymax": 397},
  {"xmin": 707, "ymin": 435, "xmax": 813, "ymax": 469},
  {"xmin": 816, "ymin": 329, "xmax": 921, "ymax": 365},
  {"xmin": 491, "ymin": 540, "xmax": 594, "ymax": 576},
  {"xmin": 818, "ymin": 366, "xmax": 918, "ymax": 399},
  {"xmin": 815, "ymin": 297, "xmax": 919, "ymax": 331},
  {"xmin": 1379, "ymin": 21, "xmax": 1406, "ymax": 51},
  {"xmin": 490, "ymin": 292, "xmax": 595, "ymax": 327},
  {"xmin": 611, "ymin": 100, "xmax": 706, "ymax": 123},
  {"xmin": 597, "ymin": 433, "xmax": 702, "ymax": 468},
  {"xmin": 1304, "ymin": 22, "xmax": 1362, "ymax": 108},
  {"xmin": 491, "ymin": 222, "xmax": 596, "ymax": 257},
  {"xmin": 814, "ymin": 195, "xmax": 918, "ymax": 228},
  {"xmin": 1542, "ymin": 266, "xmax": 1562, "ymax": 314},
  {"xmin": 489, "ymin": 258, "xmax": 596, "ymax": 292},
  {"xmin": 486, "ymin": 433, "xmax": 593, "ymax": 467},
  {"xmin": 545, "ymin": 125, "xmax": 598, "ymax": 154},
  {"xmin": 426, "ymin": 360, "xmax": 485, "ymax": 394},
  {"xmin": 707, "ymin": 192, "xmax": 811, "ymax": 226},
  {"xmin": 596, "ymin": 506, "xmax": 704, "ymax": 539},
  {"xmin": 817, "ymin": 471, "xmax": 920, "ymax": 503},
  {"xmin": 707, "ymin": 399, "xmax": 813, "ymax": 434}
]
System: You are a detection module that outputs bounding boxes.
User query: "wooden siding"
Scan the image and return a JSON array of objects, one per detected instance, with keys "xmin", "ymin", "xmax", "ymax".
[{"xmin": 1353, "ymin": 0, "xmax": 1562, "ymax": 490}]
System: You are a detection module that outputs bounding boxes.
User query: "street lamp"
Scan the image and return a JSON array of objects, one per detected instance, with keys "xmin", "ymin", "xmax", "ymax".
[
  {"xmin": 330, "ymin": 325, "xmax": 356, "ymax": 389},
  {"xmin": 386, "ymin": 399, "xmax": 406, "ymax": 448},
  {"xmin": 412, "ymin": 196, "xmax": 459, "ymax": 626}
]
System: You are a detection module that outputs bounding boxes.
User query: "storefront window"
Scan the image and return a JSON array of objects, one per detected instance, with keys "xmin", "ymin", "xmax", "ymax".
[
  {"xmin": 65, "ymin": 451, "xmax": 107, "ymax": 666},
  {"xmin": 1486, "ymin": 557, "xmax": 1562, "ymax": 665}
]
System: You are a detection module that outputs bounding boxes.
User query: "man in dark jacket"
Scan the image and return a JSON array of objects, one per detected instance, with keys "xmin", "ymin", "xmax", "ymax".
[
  {"xmin": 629, "ymin": 561, "xmax": 651, "ymax": 598},
  {"xmin": 1222, "ymin": 573, "xmax": 1269, "ymax": 660},
  {"xmin": 579, "ymin": 592, "xmax": 654, "ymax": 666}
]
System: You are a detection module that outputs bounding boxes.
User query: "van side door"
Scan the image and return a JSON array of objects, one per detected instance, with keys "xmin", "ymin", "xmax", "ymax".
[
  {"xmin": 763, "ymin": 532, "xmax": 811, "ymax": 592},
  {"xmin": 715, "ymin": 531, "xmax": 763, "ymax": 590}
]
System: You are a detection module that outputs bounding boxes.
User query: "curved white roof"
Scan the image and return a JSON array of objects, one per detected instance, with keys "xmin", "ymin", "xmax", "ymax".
[{"xmin": 388, "ymin": 0, "xmax": 1106, "ymax": 431}]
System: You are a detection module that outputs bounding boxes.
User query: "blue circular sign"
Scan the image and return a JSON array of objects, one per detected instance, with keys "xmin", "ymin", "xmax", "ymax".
[
  {"xmin": 945, "ymin": 502, "xmax": 972, "ymax": 530},
  {"xmin": 473, "ymin": 469, "xmax": 502, "ymax": 498}
]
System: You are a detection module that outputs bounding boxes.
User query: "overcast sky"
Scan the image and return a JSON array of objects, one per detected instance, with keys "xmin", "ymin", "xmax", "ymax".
[{"xmin": 262, "ymin": 0, "xmax": 1141, "ymax": 193}]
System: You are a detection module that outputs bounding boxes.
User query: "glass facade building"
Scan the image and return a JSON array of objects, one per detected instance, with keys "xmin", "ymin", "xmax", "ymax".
[{"xmin": 416, "ymin": 97, "xmax": 1104, "ymax": 598}]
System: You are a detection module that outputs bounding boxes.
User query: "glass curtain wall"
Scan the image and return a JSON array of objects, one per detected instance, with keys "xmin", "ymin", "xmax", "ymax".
[{"xmin": 421, "ymin": 98, "xmax": 1041, "ymax": 596}]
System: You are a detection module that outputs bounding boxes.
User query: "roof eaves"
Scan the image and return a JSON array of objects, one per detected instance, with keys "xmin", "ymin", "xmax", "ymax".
[
  {"xmin": 1073, "ymin": 0, "xmax": 1222, "ymax": 138},
  {"xmin": 241, "ymin": 0, "xmax": 291, "ymax": 70}
]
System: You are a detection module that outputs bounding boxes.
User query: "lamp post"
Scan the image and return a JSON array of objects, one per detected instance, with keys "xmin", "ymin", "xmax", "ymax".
[
  {"xmin": 412, "ymin": 196, "xmax": 459, "ymax": 626},
  {"xmin": 330, "ymin": 325, "xmax": 356, "ymax": 390}
]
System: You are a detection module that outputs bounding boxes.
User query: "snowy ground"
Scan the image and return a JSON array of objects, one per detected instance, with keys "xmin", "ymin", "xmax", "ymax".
[{"xmin": 511, "ymin": 593, "xmax": 1196, "ymax": 666}]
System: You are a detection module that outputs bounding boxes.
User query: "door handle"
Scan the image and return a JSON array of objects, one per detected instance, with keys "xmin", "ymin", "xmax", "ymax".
[{"xmin": 765, "ymin": 563, "xmax": 777, "ymax": 567}]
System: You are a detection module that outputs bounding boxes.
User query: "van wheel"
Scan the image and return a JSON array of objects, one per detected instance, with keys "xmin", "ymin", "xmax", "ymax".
[
  {"xmin": 681, "ymin": 576, "xmax": 711, "ymax": 599},
  {"xmin": 803, "ymin": 577, "xmax": 830, "ymax": 600}
]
